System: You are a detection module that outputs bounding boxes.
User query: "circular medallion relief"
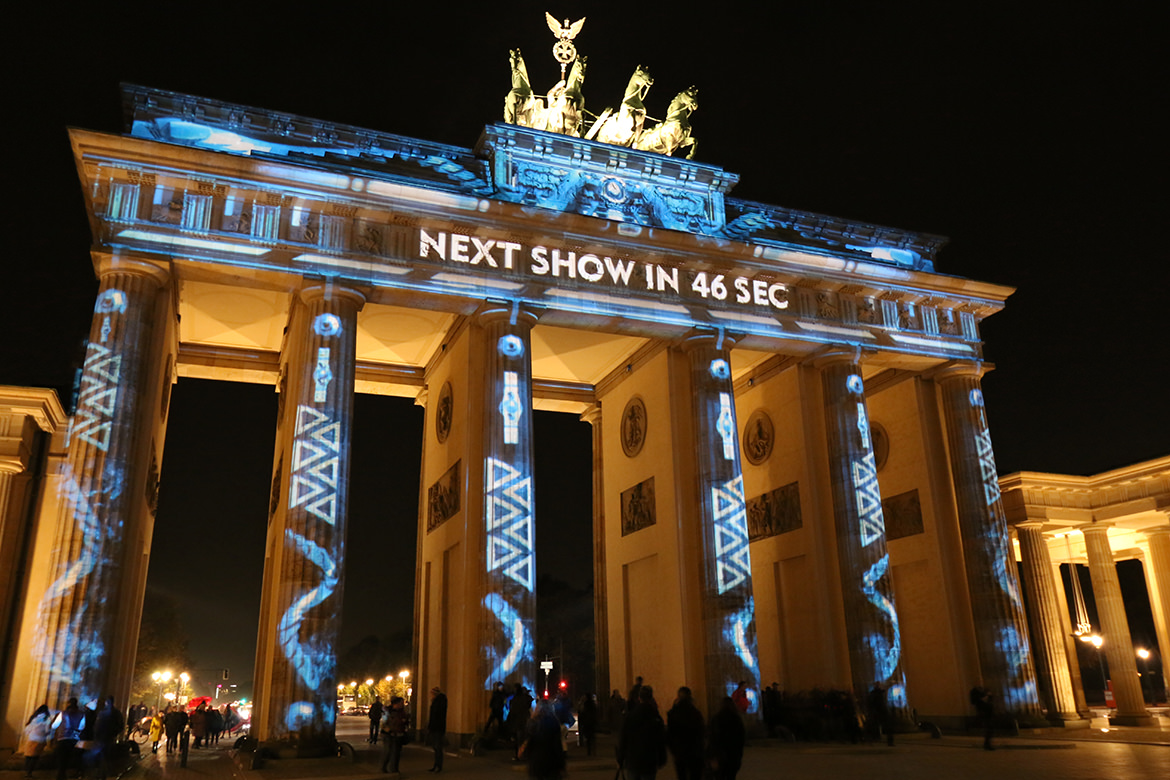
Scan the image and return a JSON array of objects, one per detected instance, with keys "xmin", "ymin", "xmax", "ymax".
[
  {"xmin": 742, "ymin": 409, "xmax": 775, "ymax": 465},
  {"xmin": 871, "ymin": 421, "xmax": 890, "ymax": 472},
  {"xmin": 620, "ymin": 396, "xmax": 647, "ymax": 458},
  {"xmin": 435, "ymin": 381, "xmax": 454, "ymax": 444}
]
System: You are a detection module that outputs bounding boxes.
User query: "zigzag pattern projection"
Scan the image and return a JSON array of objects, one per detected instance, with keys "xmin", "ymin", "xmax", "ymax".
[
  {"xmin": 71, "ymin": 344, "xmax": 121, "ymax": 452},
  {"xmin": 483, "ymin": 592, "xmax": 534, "ymax": 688},
  {"xmin": 288, "ymin": 405, "xmax": 340, "ymax": 525},
  {"xmin": 851, "ymin": 452, "xmax": 886, "ymax": 547},
  {"xmin": 485, "ymin": 458, "xmax": 534, "ymax": 592},
  {"xmin": 279, "ymin": 529, "xmax": 339, "ymax": 697},
  {"xmin": 712, "ymin": 476, "xmax": 752, "ymax": 594}
]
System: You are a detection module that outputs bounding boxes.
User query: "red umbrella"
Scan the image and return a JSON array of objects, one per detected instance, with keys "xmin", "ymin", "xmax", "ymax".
[{"xmin": 186, "ymin": 696, "xmax": 213, "ymax": 710}]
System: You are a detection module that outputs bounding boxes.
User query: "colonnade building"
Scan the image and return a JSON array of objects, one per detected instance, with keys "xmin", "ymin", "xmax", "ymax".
[{"xmin": 1, "ymin": 84, "xmax": 1164, "ymax": 755}]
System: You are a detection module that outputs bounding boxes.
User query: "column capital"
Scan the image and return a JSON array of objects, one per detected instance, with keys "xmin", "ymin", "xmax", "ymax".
[
  {"xmin": 931, "ymin": 360, "xmax": 988, "ymax": 384},
  {"xmin": 475, "ymin": 301, "xmax": 541, "ymax": 327},
  {"xmin": 1142, "ymin": 524, "xmax": 1170, "ymax": 541},
  {"xmin": 0, "ymin": 459, "xmax": 25, "ymax": 475},
  {"xmin": 300, "ymin": 283, "xmax": 367, "ymax": 309},
  {"xmin": 808, "ymin": 346, "xmax": 862, "ymax": 370},
  {"xmin": 94, "ymin": 252, "xmax": 170, "ymax": 287},
  {"xmin": 1015, "ymin": 520, "xmax": 1047, "ymax": 532},
  {"xmin": 679, "ymin": 329, "xmax": 739, "ymax": 353},
  {"xmin": 580, "ymin": 403, "xmax": 602, "ymax": 426},
  {"xmin": 1079, "ymin": 522, "xmax": 1115, "ymax": 537}
]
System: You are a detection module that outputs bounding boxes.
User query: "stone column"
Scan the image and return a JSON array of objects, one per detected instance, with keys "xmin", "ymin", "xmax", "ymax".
[
  {"xmin": 936, "ymin": 363, "xmax": 1043, "ymax": 721},
  {"xmin": 1081, "ymin": 524, "xmax": 1153, "ymax": 725},
  {"xmin": 1015, "ymin": 523, "xmax": 1085, "ymax": 724},
  {"xmin": 253, "ymin": 283, "xmax": 364, "ymax": 751},
  {"xmin": 1050, "ymin": 560, "xmax": 1090, "ymax": 715},
  {"xmin": 682, "ymin": 332, "xmax": 761, "ymax": 720},
  {"xmin": 26, "ymin": 259, "xmax": 169, "ymax": 711},
  {"xmin": 581, "ymin": 405, "xmax": 610, "ymax": 711},
  {"xmin": 1142, "ymin": 525, "xmax": 1170, "ymax": 703},
  {"xmin": 815, "ymin": 350, "xmax": 910, "ymax": 725},
  {"xmin": 477, "ymin": 305, "xmax": 538, "ymax": 695}
]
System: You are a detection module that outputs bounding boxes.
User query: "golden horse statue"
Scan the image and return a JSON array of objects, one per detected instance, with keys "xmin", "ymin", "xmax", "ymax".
[
  {"xmin": 634, "ymin": 86, "xmax": 698, "ymax": 159},
  {"xmin": 587, "ymin": 64, "xmax": 653, "ymax": 147}
]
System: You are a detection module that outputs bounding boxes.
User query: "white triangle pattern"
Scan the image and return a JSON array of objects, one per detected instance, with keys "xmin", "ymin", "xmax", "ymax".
[
  {"xmin": 288, "ymin": 404, "xmax": 340, "ymax": 526},
  {"xmin": 485, "ymin": 457, "xmax": 534, "ymax": 592},
  {"xmin": 712, "ymin": 476, "xmax": 752, "ymax": 594}
]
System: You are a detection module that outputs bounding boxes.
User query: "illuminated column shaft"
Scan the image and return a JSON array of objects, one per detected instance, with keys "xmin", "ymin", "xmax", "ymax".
[
  {"xmin": 1050, "ymin": 560, "xmax": 1090, "ymax": 714},
  {"xmin": 1142, "ymin": 527, "xmax": 1170, "ymax": 701},
  {"xmin": 936, "ymin": 364, "xmax": 1041, "ymax": 719},
  {"xmin": 582, "ymin": 405, "xmax": 610, "ymax": 706},
  {"xmin": 683, "ymin": 333, "xmax": 761, "ymax": 720},
  {"xmin": 816, "ymin": 351, "xmax": 909, "ymax": 723},
  {"xmin": 1081, "ymin": 524, "xmax": 1151, "ymax": 723},
  {"xmin": 1015, "ymin": 523, "xmax": 1081, "ymax": 721},
  {"xmin": 258, "ymin": 284, "xmax": 363, "ymax": 747},
  {"xmin": 28, "ymin": 261, "xmax": 168, "ymax": 710},
  {"xmin": 478, "ymin": 306, "xmax": 537, "ymax": 694}
]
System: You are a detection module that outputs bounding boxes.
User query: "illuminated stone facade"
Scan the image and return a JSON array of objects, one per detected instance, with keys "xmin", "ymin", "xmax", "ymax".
[{"xmin": 10, "ymin": 82, "xmax": 1142, "ymax": 755}]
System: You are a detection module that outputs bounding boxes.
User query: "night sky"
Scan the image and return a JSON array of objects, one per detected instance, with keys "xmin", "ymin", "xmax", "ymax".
[{"xmin": 7, "ymin": 5, "xmax": 1163, "ymax": 694}]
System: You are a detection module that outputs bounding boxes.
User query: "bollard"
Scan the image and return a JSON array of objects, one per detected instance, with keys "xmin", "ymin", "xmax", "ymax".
[{"xmin": 180, "ymin": 727, "xmax": 190, "ymax": 768}]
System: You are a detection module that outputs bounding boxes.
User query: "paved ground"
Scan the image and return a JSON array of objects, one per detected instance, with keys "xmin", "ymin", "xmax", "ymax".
[{"xmin": 5, "ymin": 712, "xmax": 1168, "ymax": 780}]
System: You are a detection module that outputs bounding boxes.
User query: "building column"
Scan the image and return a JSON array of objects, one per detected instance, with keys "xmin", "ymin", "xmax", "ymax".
[
  {"xmin": 25, "ymin": 259, "xmax": 169, "ymax": 713},
  {"xmin": 253, "ymin": 283, "xmax": 364, "ymax": 751},
  {"xmin": 1049, "ymin": 560, "xmax": 1090, "ymax": 715},
  {"xmin": 682, "ymin": 332, "xmax": 761, "ymax": 720},
  {"xmin": 815, "ymin": 350, "xmax": 910, "ymax": 725},
  {"xmin": 1081, "ymin": 524, "xmax": 1154, "ymax": 724},
  {"xmin": 936, "ymin": 363, "xmax": 1043, "ymax": 722},
  {"xmin": 477, "ymin": 305, "xmax": 538, "ymax": 694},
  {"xmin": 581, "ymin": 404, "xmax": 610, "ymax": 712},
  {"xmin": 1141, "ymin": 525, "xmax": 1170, "ymax": 703},
  {"xmin": 1015, "ymin": 523, "xmax": 1086, "ymax": 725}
]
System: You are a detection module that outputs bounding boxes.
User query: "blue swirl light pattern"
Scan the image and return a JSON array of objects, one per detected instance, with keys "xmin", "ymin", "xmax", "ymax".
[
  {"xmin": 482, "ymin": 592, "xmax": 535, "ymax": 685},
  {"xmin": 279, "ymin": 528, "xmax": 339, "ymax": 693},
  {"xmin": 860, "ymin": 554, "xmax": 902, "ymax": 685}
]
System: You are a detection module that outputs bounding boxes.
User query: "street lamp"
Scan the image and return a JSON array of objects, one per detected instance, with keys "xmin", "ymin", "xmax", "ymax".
[
  {"xmin": 151, "ymin": 671, "xmax": 172, "ymax": 711},
  {"xmin": 179, "ymin": 672, "xmax": 190, "ymax": 704},
  {"xmin": 399, "ymin": 670, "xmax": 410, "ymax": 703},
  {"xmin": 1136, "ymin": 648, "xmax": 1152, "ymax": 704}
]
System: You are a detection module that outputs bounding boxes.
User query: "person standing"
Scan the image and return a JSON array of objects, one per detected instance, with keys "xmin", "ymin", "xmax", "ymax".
[
  {"xmin": 426, "ymin": 687, "xmax": 448, "ymax": 772},
  {"xmin": 22, "ymin": 704, "xmax": 53, "ymax": 778},
  {"xmin": 92, "ymin": 696, "xmax": 124, "ymax": 780},
  {"xmin": 164, "ymin": 705, "xmax": 187, "ymax": 754},
  {"xmin": 148, "ymin": 710, "xmax": 164, "ymax": 754},
  {"xmin": 970, "ymin": 685, "xmax": 995, "ymax": 751},
  {"xmin": 368, "ymin": 697, "xmax": 384, "ymax": 744},
  {"xmin": 52, "ymin": 698, "xmax": 85, "ymax": 780},
  {"xmin": 577, "ymin": 693, "xmax": 598, "ymax": 756},
  {"xmin": 627, "ymin": 676, "xmax": 644, "ymax": 712},
  {"xmin": 707, "ymin": 697, "xmax": 745, "ymax": 780},
  {"xmin": 508, "ymin": 685, "xmax": 533, "ymax": 758},
  {"xmin": 485, "ymin": 682, "xmax": 506, "ymax": 737},
  {"xmin": 380, "ymin": 696, "xmax": 408, "ymax": 774},
  {"xmin": 730, "ymin": 682, "xmax": 750, "ymax": 715},
  {"xmin": 522, "ymin": 701, "xmax": 565, "ymax": 780},
  {"xmin": 189, "ymin": 703, "xmax": 207, "ymax": 749},
  {"xmin": 618, "ymin": 685, "xmax": 667, "ymax": 780},
  {"xmin": 666, "ymin": 688, "xmax": 704, "ymax": 780}
]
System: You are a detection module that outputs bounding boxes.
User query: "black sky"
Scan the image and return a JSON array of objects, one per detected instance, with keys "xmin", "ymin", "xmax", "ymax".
[{"xmin": 6, "ymin": 4, "xmax": 1164, "ymax": 691}]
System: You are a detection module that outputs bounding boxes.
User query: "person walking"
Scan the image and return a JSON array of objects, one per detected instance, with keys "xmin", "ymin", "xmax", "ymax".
[
  {"xmin": 522, "ymin": 701, "xmax": 565, "ymax": 780},
  {"xmin": 485, "ymin": 682, "xmax": 506, "ymax": 738},
  {"xmin": 508, "ymin": 685, "xmax": 533, "ymax": 758},
  {"xmin": 617, "ymin": 685, "xmax": 667, "ymax": 780},
  {"xmin": 426, "ymin": 687, "xmax": 448, "ymax": 772},
  {"xmin": 379, "ymin": 696, "xmax": 408, "ymax": 774},
  {"xmin": 369, "ymin": 697, "xmax": 384, "ymax": 744},
  {"xmin": 148, "ymin": 710, "xmax": 164, "ymax": 754},
  {"xmin": 92, "ymin": 696, "xmax": 124, "ymax": 780},
  {"xmin": 22, "ymin": 704, "xmax": 53, "ymax": 778},
  {"xmin": 577, "ymin": 693, "xmax": 598, "ymax": 756},
  {"xmin": 51, "ymin": 698, "xmax": 85, "ymax": 780},
  {"xmin": 163, "ymin": 705, "xmax": 187, "ymax": 754},
  {"xmin": 666, "ymin": 687, "xmax": 704, "ymax": 780},
  {"xmin": 707, "ymin": 697, "xmax": 745, "ymax": 780}
]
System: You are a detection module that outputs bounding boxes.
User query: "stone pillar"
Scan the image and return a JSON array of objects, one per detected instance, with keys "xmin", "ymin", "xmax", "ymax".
[
  {"xmin": 1141, "ymin": 525, "xmax": 1170, "ymax": 703},
  {"xmin": 253, "ymin": 283, "xmax": 364, "ymax": 751},
  {"xmin": 1081, "ymin": 524, "xmax": 1153, "ymax": 725},
  {"xmin": 1015, "ymin": 523, "xmax": 1085, "ymax": 724},
  {"xmin": 815, "ymin": 350, "xmax": 910, "ymax": 724},
  {"xmin": 1050, "ymin": 560, "xmax": 1090, "ymax": 715},
  {"xmin": 582, "ymin": 405, "xmax": 610, "ymax": 710},
  {"xmin": 477, "ymin": 305, "xmax": 538, "ymax": 694},
  {"xmin": 682, "ymin": 332, "xmax": 761, "ymax": 720},
  {"xmin": 25, "ymin": 259, "xmax": 169, "ymax": 711},
  {"xmin": 936, "ymin": 363, "xmax": 1043, "ymax": 722}
]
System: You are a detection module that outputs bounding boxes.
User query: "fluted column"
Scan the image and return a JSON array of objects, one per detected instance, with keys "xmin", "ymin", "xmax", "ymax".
[
  {"xmin": 1015, "ymin": 523, "xmax": 1084, "ymax": 724},
  {"xmin": 1050, "ymin": 560, "xmax": 1090, "ymax": 714},
  {"xmin": 936, "ymin": 363, "xmax": 1042, "ymax": 721},
  {"xmin": 815, "ymin": 350, "xmax": 910, "ymax": 725},
  {"xmin": 254, "ymin": 283, "xmax": 364, "ymax": 750},
  {"xmin": 581, "ymin": 405, "xmax": 610, "ymax": 710},
  {"xmin": 1142, "ymin": 525, "xmax": 1170, "ymax": 703},
  {"xmin": 26, "ymin": 259, "xmax": 169, "ymax": 711},
  {"xmin": 682, "ymin": 332, "xmax": 761, "ymax": 720},
  {"xmin": 477, "ymin": 305, "xmax": 539, "ymax": 695},
  {"xmin": 1081, "ymin": 524, "xmax": 1153, "ymax": 724}
]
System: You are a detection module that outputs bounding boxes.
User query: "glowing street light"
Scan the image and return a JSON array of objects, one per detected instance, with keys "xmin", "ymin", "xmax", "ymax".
[
  {"xmin": 151, "ymin": 671, "xmax": 172, "ymax": 710},
  {"xmin": 1079, "ymin": 634, "xmax": 1107, "ymax": 704},
  {"xmin": 1136, "ymin": 648, "xmax": 1152, "ymax": 704},
  {"xmin": 179, "ymin": 672, "xmax": 190, "ymax": 703}
]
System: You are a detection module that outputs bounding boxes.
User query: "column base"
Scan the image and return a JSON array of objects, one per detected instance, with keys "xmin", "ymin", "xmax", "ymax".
[
  {"xmin": 1045, "ymin": 716, "xmax": 1092, "ymax": 728},
  {"xmin": 1108, "ymin": 713, "xmax": 1157, "ymax": 727}
]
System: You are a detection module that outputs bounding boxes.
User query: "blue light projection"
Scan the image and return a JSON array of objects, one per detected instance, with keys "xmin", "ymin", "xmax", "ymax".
[
  {"xmin": 279, "ymin": 528, "xmax": 339, "ymax": 696},
  {"xmin": 482, "ymin": 592, "xmax": 535, "ymax": 685},
  {"xmin": 500, "ymin": 372, "xmax": 522, "ymax": 444},
  {"xmin": 712, "ymin": 476, "xmax": 752, "ymax": 594},
  {"xmin": 288, "ymin": 406, "xmax": 341, "ymax": 525},
  {"xmin": 860, "ymin": 555, "xmax": 907, "ymax": 707},
  {"xmin": 969, "ymin": 389, "xmax": 1038, "ymax": 708},
  {"xmin": 716, "ymin": 393, "xmax": 736, "ymax": 460},
  {"xmin": 485, "ymin": 458, "xmax": 535, "ymax": 593}
]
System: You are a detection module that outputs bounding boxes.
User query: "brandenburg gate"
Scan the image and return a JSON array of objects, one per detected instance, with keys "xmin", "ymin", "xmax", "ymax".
[{"xmin": 8, "ymin": 48, "xmax": 1156, "ymax": 753}]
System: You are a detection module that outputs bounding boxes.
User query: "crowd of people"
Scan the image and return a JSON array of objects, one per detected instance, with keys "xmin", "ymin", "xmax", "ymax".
[{"xmin": 19, "ymin": 696, "xmax": 246, "ymax": 779}]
